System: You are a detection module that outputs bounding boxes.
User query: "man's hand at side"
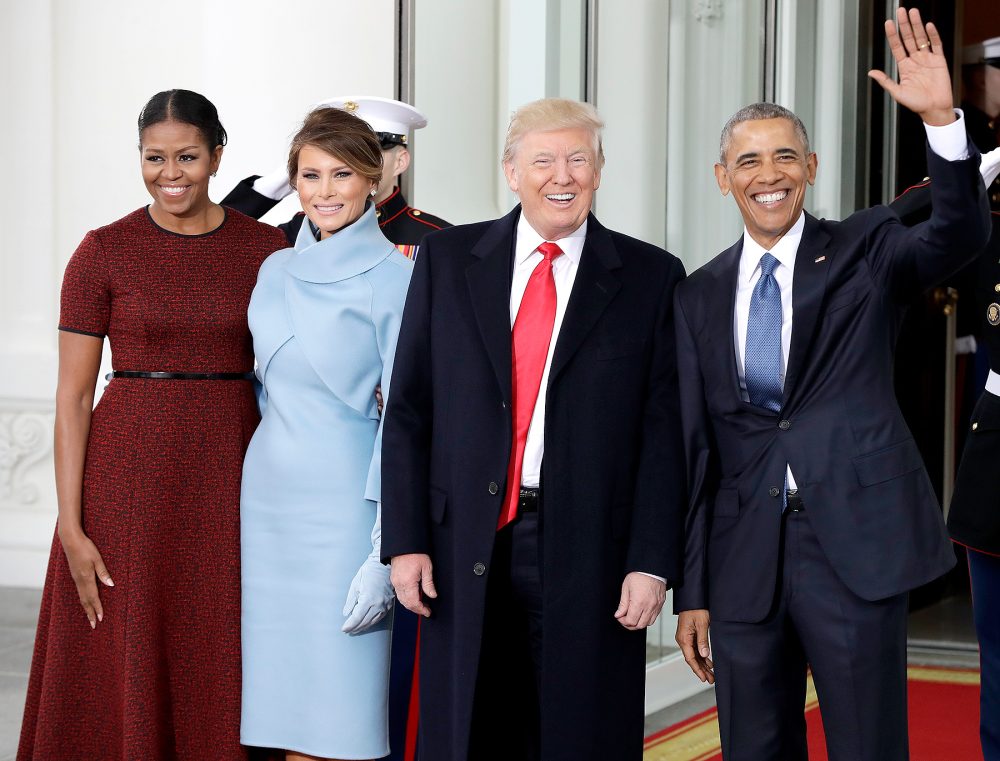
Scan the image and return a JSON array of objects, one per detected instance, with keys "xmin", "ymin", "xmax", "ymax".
[
  {"xmin": 390, "ymin": 553, "xmax": 437, "ymax": 617},
  {"xmin": 675, "ymin": 609, "xmax": 715, "ymax": 684},
  {"xmin": 614, "ymin": 572, "xmax": 666, "ymax": 630}
]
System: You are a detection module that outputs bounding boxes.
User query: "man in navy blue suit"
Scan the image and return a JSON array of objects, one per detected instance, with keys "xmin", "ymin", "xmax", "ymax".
[{"xmin": 673, "ymin": 8, "xmax": 991, "ymax": 760}]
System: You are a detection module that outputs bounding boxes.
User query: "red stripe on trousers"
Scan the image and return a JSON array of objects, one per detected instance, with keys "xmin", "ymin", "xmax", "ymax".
[{"xmin": 405, "ymin": 619, "xmax": 421, "ymax": 761}]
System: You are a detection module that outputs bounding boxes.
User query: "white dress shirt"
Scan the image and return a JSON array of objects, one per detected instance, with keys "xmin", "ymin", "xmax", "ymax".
[
  {"xmin": 733, "ymin": 113, "xmax": 970, "ymax": 491},
  {"xmin": 510, "ymin": 217, "xmax": 586, "ymax": 488}
]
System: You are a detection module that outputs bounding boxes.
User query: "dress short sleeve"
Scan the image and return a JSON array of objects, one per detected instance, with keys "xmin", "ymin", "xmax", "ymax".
[{"xmin": 59, "ymin": 230, "xmax": 110, "ymax": 338}]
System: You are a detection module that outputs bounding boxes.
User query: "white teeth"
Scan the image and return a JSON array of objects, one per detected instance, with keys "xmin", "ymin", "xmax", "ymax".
[
  {"xmin": 315, "ymin": 205, "xmax": 342, "ymax": 212},
  {"xmin": 546, "ymin": 193, "xmax": 575, "ymax": 201},
  {"xmin": 754, "ymin": 190, "xmax": 787, "ymax": 204},
  {"xmin": 161, "ymin": 186, "xmax": 187, "ymax": 195}
]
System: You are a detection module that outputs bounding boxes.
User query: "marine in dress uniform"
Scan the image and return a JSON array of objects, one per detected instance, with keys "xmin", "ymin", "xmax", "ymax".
[
  {"xmin": 892, "ymin": 138, "xmax": 1000, "ymax": 761},
  {"xmin": 225, "ymin": 96, "xmax": 449, "ymax": 761},
  {"xmin": 962, "ymin": 36, "xmax": 1000, "ymax": 207},
  {"xmin": 223, "ymin": 96, "xmax": 450, "ymax": 262}
]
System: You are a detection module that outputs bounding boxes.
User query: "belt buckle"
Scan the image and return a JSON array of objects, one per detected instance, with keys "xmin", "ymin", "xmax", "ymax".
[{"xmin": 518, "ymin": 488, "xmax": 539, "ymax": 513}]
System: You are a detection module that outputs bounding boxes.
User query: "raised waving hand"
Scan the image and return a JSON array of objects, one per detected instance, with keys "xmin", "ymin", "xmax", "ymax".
[{"xmin": 868, "ymin": 6, "xmax": 955, "ymax": 127}]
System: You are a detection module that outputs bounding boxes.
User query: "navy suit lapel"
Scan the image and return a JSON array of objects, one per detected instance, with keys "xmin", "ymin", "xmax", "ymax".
[
  {"xmin": 466, "ymin": 206, "xmax": 520, "ymax": 405},
  {"xmin": 549, "ymin": 214, "xmax": 622, "ymax": 383},
  {"xmin": 717, "ymin": 239, "xmax": 744, "ymax": 402},
  {"xmin": 783, "ymin": 213, "xmax": 832, "ymax": 405}
]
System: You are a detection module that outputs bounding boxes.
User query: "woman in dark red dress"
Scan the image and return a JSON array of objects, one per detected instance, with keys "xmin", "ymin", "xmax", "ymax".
[{"xmin": 17, "ymin": 90, "xmax": 286, "ymax": 761}]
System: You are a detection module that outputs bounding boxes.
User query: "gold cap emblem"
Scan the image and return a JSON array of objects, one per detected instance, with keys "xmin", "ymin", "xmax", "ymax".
[{"xmin": 343, "ymin": 101, "xmax": 359, "ymax": 112}]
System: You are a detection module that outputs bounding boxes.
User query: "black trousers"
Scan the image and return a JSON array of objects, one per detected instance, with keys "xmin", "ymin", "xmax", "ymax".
[
  {"xmin": 468, "ymin": 511, "xmax": 544, "ymax": 761},
  {"xmin": 712, "ymin": 508, "xmax": 909, "ymax": 761}
]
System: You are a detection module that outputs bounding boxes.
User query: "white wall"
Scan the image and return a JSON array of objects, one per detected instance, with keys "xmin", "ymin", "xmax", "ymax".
[{"xmin": 0, "ymin": 0, "xmax": 395, "ymax": 588}]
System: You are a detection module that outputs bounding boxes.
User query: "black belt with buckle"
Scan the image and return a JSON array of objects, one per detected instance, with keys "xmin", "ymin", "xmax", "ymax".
[
  {"xmin": 519, "ymin": 488, "xmax": 540, "ymax": 513},
  {"xmin": 106, "ymin": 371, "xmax": 256, "ymax": 381},
  {"xmin": 786, "ymin": 490, "xmax": 805, "ymax": 513}
]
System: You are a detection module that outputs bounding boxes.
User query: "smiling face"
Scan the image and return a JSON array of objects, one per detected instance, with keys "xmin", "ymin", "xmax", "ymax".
[
  {"xmin": 503, "ymin": 127, "xmax": 601, "ymax": 241},
  {"xmin": 140, "ymin": 120, "xmax": 221, "ymax": 219},
  {"xmin": 715, "ymin": 117, "xmax": 817, "ymax": 250},
  {"xmin": 295, "ymin": 144, "xmax": 376, "ymax": 238}
]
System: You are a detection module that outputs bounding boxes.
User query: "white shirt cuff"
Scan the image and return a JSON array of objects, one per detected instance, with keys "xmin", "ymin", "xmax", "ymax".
[
  {"xmin": 923, "ymin": 110, "xmax": 969, "ymax": 162},
  {"xmin": 637, "ymin": 571, "xmax": 667, "ymax": 584}
]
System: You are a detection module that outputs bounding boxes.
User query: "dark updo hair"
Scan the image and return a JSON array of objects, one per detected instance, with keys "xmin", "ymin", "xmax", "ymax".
[
  {"xmin": 137, "ymin": 89, "xmax": 228, "ymax": 149},
  {"xmin": 287, "ymin": 107, "xmax": 383, "ymax": 188}
]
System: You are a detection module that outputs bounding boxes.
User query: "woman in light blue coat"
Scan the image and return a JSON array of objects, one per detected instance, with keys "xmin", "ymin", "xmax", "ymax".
[{"xmin": 240, "ymin": 106, "xmax": 413, "ymax": 761}]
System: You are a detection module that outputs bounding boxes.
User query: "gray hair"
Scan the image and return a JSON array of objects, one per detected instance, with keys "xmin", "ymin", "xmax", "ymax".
[
  {"xmin": 718, "ymin": 102, "xmax": 811, "ymax": 164},
  {"xmin": 502, "ymin": 98, "xmax": 605, "ymax": 168}
]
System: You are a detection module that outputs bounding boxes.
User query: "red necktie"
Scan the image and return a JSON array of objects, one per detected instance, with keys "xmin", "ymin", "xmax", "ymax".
[{"xmin": 498, "ymin": 241, "xmax": 564, "ymax": 530}]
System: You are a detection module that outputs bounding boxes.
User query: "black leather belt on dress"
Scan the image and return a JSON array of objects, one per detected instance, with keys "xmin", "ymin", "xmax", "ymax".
[
  {"xmin": 519, "ymin": 487, "xmax": 540, "ymax": 513},
  {"xmin": 106, "ymin": 371, "xmax": 256, "ymax": 381},
  {"xmin": 786, "ymin": 490, "xmax": 805, "ymax": 513}
]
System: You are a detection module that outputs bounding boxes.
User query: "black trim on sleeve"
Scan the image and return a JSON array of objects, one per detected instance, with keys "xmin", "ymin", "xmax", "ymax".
[{"xmin": 59, "ymin": 325, "xmax": 106, "ymax": 339}]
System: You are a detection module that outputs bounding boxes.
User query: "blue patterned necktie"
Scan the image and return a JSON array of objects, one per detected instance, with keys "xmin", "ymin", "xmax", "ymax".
[{"xmin": 745, "ymin": 253, "xmax": 783, "ymax": 412}]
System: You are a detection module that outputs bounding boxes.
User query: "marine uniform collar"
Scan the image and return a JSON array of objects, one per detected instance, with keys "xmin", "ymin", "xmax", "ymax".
[
  {"xmin": 286, "ymin": 202, "xmax": 396, "ymax": 284},
  {"xmin": 376, "ymin": 186, "xmax": 408, "ymax": 227}
]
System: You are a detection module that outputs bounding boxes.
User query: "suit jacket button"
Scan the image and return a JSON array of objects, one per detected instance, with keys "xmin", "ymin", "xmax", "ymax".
[
  {"xmin": 778, "ymin": 419, "xmax": 791, "ymax": 430},
  {"xmin": 473, "ymin": 562, "xmax": 486, "ymax": 576},
  {"xmin": 488, "ymin": 481, "xmax": 499, "ymax": 495},
  {"xmin": 769, "ymin": 487, "xmax": 780, "ymax": 497}
]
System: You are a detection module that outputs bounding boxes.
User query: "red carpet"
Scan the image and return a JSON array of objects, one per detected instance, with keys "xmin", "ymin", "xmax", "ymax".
[{"xmin": 643, "ymin": 666, "xmax": 981, "ymax": 760}]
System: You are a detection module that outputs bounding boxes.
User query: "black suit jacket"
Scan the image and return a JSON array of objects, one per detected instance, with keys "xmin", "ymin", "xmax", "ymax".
[
  {"xmin": 674, "ymin": 145, "xmax": 990, "ymax": 623},
  {"xmin": 381, "ymin": 206, "xmax": 686, "ymax": 761}
]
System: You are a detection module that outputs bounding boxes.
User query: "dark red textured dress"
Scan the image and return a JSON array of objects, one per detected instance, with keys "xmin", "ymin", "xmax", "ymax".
[{"xmin": 18, "ymin": 207, "xmax": 286, "ymax": 761}]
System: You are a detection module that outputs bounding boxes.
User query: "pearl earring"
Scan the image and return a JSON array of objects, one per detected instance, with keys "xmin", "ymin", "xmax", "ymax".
[{"xmin": 370, "ymin": 188, "xmax": 377, "ymax": 197}]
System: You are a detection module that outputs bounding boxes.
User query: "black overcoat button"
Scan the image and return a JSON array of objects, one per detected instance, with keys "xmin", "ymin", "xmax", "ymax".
[
  {"xmin": 473, "ymin": 562, "xmax": 486, "ymax": 576},
  {"xmin": 488, "ymin": 482, "xmax": 499, "ymax": 495},
  {"xmin": 778, "ymin": 419, "xmax": 791, "ymax": 430},
  {"xmin": 769, "ymin": 487, "xmax": 780, "ymax": 497}
]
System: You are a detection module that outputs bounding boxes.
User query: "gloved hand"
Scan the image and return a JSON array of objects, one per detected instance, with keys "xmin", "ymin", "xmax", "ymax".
[
  {"xmin": 252, "ymin": 164, "xmax": 295, "ymax": 201},
  {"xmin": 982, "ymin": 147, "xmax": 1000, "ymax": 188},
  {"xmin": 341, "ymin": 503, "xmax": 394, "ymax": 635},
  {"xmin": 341, "ymin": 557, "xmax": 394, "ymax": 634}
]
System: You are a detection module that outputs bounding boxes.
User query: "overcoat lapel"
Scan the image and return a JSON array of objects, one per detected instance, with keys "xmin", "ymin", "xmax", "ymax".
[
  {"xmin": 466, "ymin": 206, "xmax": 521, "ymax": 404},
  {"xmin": 783, "ymin": 213, "xmax": 832, "ymax": 404},
  {"xmin": 548, "ymin": 214, "xmax": 622, "ymax": 382}
]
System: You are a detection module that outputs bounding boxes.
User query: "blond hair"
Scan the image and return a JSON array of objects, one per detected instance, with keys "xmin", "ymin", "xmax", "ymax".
[{"xmin": 502, "ymin": 98, "xmax": 605, "ymax": 167}]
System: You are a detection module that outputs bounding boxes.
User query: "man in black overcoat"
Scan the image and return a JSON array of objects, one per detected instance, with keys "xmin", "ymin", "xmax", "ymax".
[{"xmin": 381, "ymin": 98, "xmax": 686, "ymax": 761}]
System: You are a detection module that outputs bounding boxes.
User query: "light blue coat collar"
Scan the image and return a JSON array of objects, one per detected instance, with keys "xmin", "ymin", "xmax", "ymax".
[{"xmin": 286, "ymin": 202, "xmax": 396, "ymax": 283}]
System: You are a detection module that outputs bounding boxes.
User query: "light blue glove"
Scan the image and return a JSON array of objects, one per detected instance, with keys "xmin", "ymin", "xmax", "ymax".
[{"xmin": 342, "ymin": 504, "xmax": 395, "ymax": 635}]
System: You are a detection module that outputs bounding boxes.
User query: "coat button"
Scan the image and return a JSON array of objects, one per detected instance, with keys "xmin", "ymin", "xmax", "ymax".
[
  {"xmin": 488, "ymin": 481, "xmax": 499, "ymax": 495},
  {"xmin": 972, "ymin": 422, "xmax": 979, "ymax": 431},
  {"xmin": 769, "ymin": 487, "xmax": 780, "ymax": 497},
  {"xmin": 778, "ymin": 419, "xmax": 791, "ymax": 430},
  {"xmin": 473, "ymin": 562, "xmax": 486, "ymax": 576}
]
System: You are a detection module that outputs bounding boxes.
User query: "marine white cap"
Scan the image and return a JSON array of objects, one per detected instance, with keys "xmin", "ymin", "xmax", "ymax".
[
  {"xmin": 962, "ymin": 36, "xmax": 1000, "ymax": 65},
  {"xmin": 317, "ymin": 95, "xmax": 428, "ymax": 146}
]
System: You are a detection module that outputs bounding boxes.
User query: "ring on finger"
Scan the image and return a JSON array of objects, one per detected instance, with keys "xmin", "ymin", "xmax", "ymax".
[{"xmin": 917, "ymin": 41, "xmax": 930, "ymax": 49}]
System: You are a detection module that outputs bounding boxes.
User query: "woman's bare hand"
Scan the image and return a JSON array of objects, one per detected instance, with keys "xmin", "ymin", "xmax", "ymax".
[{"xmin": 60, "ymin": 530, "xmax": 114, "ymax": 629}]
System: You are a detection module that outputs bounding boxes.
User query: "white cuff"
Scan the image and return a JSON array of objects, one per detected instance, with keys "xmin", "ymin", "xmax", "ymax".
[
  {"xmin": 252, "ymin": 166, "xmax": 295, "ymax": 201},
  {"xmin": 637, "ymin": 571, "xmax": 667, "ymax": 584},
  {"xmin": 923, "ymin": 110, "xmax": 969, "ymax": 162}
]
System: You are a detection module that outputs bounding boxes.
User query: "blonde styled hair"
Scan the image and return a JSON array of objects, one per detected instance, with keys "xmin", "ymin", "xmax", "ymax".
[{"xmin": 502, "ymin": 98, "xmax": 605, "ymax": 168}]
